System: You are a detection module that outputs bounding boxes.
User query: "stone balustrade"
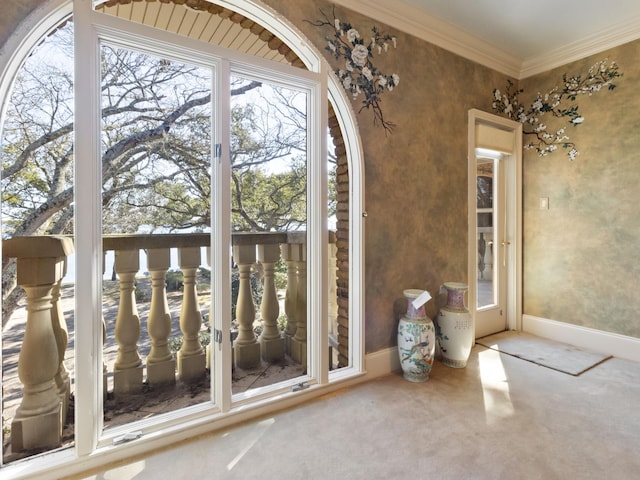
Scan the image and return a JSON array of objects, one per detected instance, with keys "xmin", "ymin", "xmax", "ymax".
[
  {"xmin": 3, "ymin": 231, "xmax": 338, "ymax": 453},
  {"xmin": 3, "ymin": 236, "xmax": 74, "ymax": 453}
]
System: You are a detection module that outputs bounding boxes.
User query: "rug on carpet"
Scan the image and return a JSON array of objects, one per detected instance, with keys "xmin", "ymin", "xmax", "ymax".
[{"xmin": 476, "ymin": 331, "xmax": 612, "ymax": 376}]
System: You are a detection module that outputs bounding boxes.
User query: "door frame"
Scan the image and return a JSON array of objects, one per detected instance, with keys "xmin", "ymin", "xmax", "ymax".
[{"xmin": 467, "ymin": 109, "xmax": 522, "ymax": 338}]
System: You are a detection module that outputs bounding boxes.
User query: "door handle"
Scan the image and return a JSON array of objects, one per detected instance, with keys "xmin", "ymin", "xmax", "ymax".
[{"xmin": 500, "ymin": 240, "xmax": 510, "ymax": 267}]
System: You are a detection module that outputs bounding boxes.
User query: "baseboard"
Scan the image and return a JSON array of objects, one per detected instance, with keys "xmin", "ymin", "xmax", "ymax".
[
  {"xmin": 365, "ymin": 346, "xmax": 400, "ymax": 378},
  {"xmin": 522, "ymin": 314, "xmax": 640, "ymax": 363}
]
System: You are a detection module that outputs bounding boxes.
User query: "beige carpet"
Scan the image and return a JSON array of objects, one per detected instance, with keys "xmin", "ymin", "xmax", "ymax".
[
  {"xmin": 476, "ymin": 331, "xmax": 611, "ymax": 376},
  {"xmin": 66, "ymin": 342, "xmax": 640, "ymax": 480}
]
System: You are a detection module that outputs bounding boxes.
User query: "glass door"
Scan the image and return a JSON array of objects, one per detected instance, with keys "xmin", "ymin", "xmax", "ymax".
[
  {"xmin": 475, "ymin": 152, "xmax": 507, "ymax": 338},
  {"xmin": 72, "ymin": 0, "xmax": 327, "ymax": 458},
  {"xmin": 99, "ymin": 41, "xmax": 215, "ymax": 431},
  {"xmin": 228, "ymin": 74, "xmax": 311, "ymax": 397}
]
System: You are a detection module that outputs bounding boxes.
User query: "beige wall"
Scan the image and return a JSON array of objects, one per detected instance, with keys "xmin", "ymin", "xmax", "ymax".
[
  {"xmin": 1, "ymin": 1, "xmax": 43, "ymax": 48},
  {"xmin": 265, "ymin": 0, "xmax": 511, "ymax": 352},
  {"xmin": 520, "ymin": 40, "xmax": 640, "ymax": 338}
]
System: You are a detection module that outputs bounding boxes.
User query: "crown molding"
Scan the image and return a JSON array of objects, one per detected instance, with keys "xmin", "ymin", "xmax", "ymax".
[
  {"xmin": 519, "ymin": 14, "xmax": 640, "ymax": 78},
  {"xmin": 330, "ymin": 0, "xmax": 640, "ymax": 81},
  {"xmin": 330, "ymin": 0, "xmax": 521, "ymax": 78}
]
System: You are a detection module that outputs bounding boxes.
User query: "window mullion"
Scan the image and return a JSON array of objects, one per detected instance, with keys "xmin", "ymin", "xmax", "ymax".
[
  {"xmin": 73, "ymin": 0, "xmax": 104, "ymax": 456},
  {"xmin": 308, "ymin": 76, "xmax": 329, "ymax": 384},
  {"xmin": 213, "ymin": 59, "xmax": 233, "ymax": 412}
]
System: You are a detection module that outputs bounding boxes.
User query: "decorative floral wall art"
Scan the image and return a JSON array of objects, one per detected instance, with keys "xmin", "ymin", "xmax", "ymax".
[
  {"xmin": 308, "ymin": 8, "xmax": 400, "ymax": 133},
  {"xmin": 492, "ymin": 59, "xmax": 623, "ymax": 160}
]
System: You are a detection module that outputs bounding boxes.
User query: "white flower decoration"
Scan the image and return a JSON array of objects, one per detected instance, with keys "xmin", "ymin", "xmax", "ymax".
[
  {"xmin": 346, "ymin": 28, "xmax": 360, "ymax": 43},
  {"xmin": 350, "ymin": 44, "xmax": 369, "ymax": 67},
  {"xmin": 491, "ymin": 58, "xmax": 622, "ymax": 160},
  {"xmin": 313, "ymin": 9, "xmax": 400, "ymax": 132}
]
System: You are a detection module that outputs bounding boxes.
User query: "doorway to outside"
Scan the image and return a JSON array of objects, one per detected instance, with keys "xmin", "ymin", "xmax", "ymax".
[{"xmin": 467, "ymin": 109, "xmax": 522, "ymax": 339}]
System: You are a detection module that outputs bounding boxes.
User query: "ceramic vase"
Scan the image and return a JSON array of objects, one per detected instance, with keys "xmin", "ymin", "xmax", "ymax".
[
  {"xmin": 437, "ymin": 282, "xmax": 473, "ymax": 368},
  {"xmin": 397, "ymin": 289, "xmax": 436, "ymax": 382}
]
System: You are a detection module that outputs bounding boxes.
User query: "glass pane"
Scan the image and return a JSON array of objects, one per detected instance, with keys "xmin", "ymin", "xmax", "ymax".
[
  {"xmin": 229, "ymin": 75, "xmax": 308, "ymax": 394},
  {"xmin": 100, "ymin": 44, "xmax": 212, "ymax": 430},
  {"xmin": 477, "ymin": 159, "xmax": 495, "ymax": 308},
  {"xmin": 1, "ymin": 22, "xmax": 76, "ymax": 462}
]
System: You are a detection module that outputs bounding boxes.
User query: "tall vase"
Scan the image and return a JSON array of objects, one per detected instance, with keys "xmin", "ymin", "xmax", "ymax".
[
  {"xmin": 397, "ymin": 289, "xmax": 436, "ymax": 382},
  {"xmin": 437, "ymin": 282, "xmax": 473, "ymax": 368}
]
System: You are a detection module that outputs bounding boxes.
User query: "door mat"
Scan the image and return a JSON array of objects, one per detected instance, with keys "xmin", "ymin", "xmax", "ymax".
[{"xmin": 476, "ymin": 331, "xmax": 612, "ymax": 376}]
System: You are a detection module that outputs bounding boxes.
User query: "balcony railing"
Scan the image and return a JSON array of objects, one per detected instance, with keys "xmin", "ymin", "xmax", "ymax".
[{"xmin": 2, "ymin": 231, "xmax": 338, "ymax": 454}]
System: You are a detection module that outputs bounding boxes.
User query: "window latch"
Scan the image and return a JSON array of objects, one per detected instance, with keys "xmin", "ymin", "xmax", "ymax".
[
  {"xmin": 214, "ymin": 328, "xmax": 223, "ymax": 350},
  {"xmin": 292, "ymin": 382, "xmax": 309, "ymax": 392},
  {"xmin": 113, "ymin": 430, "xmax": 143, "ymax": 445}
]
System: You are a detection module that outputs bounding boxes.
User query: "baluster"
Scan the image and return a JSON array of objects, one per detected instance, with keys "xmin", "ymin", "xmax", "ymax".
[
  {"xmin": 205, "ymin": 246, "xmax": 212, "ymax": 370},
  {"xmin": 232, "ymin": 244, "xmax": 260, "ymax": 369},
  {"xmin": 113, "ymin": 249, "xmax": 143, "ymax": 394},
  {"xmin": 146, "ymin": 248, "xmax": 176, "ymax": 386},
  {"xmin": 4, "ymin": 236, "xmax": 73, "ymax": 452},
  {"xmin": 101, "ymin": 252, "xmax": 108, "ymax": 399},
  {"xmin": 258, "ymin": 244, "xmax": 284, "ymax": 362},
  {"xmin": 280, "ymin": 243, "xmax": 298, "ymax": 356},
  {"xmin": 291, "ymin": 243, "xmax": 307, "ymax": 366},
  {"xmin": 51, "ymin": 275, "xmax": 70, "ymax": 425},
  {"xmin": 178, "ymin": 246, "xmax": 206, "ymax": 382}
]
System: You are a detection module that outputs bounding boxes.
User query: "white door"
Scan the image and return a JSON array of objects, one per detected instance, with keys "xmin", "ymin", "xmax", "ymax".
[
  {"xmin": 475, "ymin": 152, "xmax": 507, "ymax": 337},
  {"xmin": 468, "ymin": 109, "xmax": 522, "ymax": 339}
]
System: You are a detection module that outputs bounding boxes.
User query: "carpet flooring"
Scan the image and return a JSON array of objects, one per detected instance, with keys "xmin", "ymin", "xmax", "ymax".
[{"xmin": 68, "ymin": 336, "xmax": 640, "ymax": 480}]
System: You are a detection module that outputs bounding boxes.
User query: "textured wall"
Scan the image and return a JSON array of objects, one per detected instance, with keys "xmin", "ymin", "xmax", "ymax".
[
  {"xmin": 1, "ymin": 1, "xmax": 44, "ymax": 49},
  {"xmin": 520, "ymin": 40, "xmax": 640, "ymax": 337},
  {"xmin": 264, "ymin": 0, "xmax": 510, "ymax": 352}
]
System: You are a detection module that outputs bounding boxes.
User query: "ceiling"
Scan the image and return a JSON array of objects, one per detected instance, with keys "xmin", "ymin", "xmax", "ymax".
[
  {"xmin": 97, "ymin": 0, "xmax": 640, "ymax": 79},
  {"xmin": 332, "ymin": 0, "xmax": 640, "ymax": 78}
]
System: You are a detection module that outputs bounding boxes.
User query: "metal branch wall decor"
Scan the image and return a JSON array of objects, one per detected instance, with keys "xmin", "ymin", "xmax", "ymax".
[
  {"xmin": 308, "ymin": 8, "xmax": 400, "ymax": 133},
  {"xmin": 492, "ymin": 58, "xmax": 623, "ymax": 160}
]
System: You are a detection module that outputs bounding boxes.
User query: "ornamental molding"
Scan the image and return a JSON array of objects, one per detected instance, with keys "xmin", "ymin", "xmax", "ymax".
[{"xmin": 331, "ymin": 0, "xmax": 640, "ymax": 79}]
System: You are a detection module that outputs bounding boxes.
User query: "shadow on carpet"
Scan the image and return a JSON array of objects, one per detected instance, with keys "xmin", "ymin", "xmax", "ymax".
[{"xmin": 476, "ymin": 331, "xmax": 612, "ymax": 376}]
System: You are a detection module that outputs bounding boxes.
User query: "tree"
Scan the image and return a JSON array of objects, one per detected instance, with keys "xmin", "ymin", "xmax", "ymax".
[{"xmin": 2, "ymin": 22, "xmax": 334, "ymax": 323}]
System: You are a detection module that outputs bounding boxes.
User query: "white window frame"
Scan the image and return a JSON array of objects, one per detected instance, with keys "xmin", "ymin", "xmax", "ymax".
[{"xmin": 0, "ymin": 1, "xmax": 365, "ymax": 476}]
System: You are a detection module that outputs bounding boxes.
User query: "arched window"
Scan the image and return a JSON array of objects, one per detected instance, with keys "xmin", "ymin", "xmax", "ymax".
[{"xmin": 0, "ymin": 1, "xmax": 363, "ymax": 474}]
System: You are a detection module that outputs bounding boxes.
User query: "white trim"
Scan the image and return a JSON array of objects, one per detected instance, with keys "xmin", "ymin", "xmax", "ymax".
[
  {"xmin": 468, "ymin": 109, "xmax": 523, "ymax": 338},
  {"xmin": 520, "ymin": 15, "xmax": 640, "ymax": 78},
  {"xmin": 326, "ymin": 75, "xmax": 366, "ymax": 374},
  {"xmin": 523, "ymin": 314, "xmax": 640, "ymax": 363},
  {"xmin": 213, "ymin": 58, "xmax": 232, "ymax": 413},
  {"xmin": 73, "ymin": 0, "xmax": 104, "ymax": 456},
  {"xmin": 331, "ymin": 0, "xmax": 520, "ymax": 78},
  {"xmin": 331, "ymin": 0, "xmax": 640, "ymax": 80},
  {"xmin": 364, "ymin": 347, "xmax": 400, "ymax": 378}
]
